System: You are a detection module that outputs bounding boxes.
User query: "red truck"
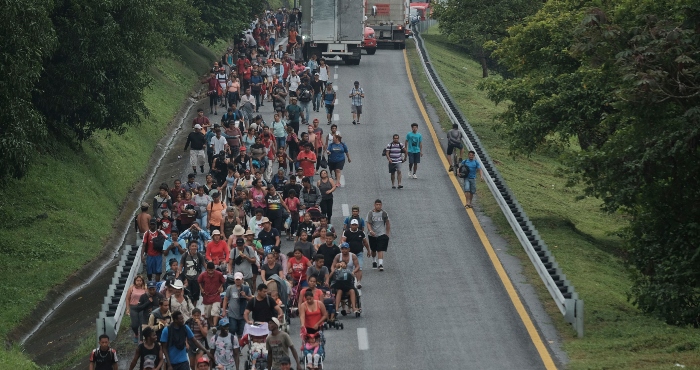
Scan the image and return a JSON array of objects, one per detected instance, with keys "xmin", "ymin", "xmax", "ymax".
[{"xmin": 362, "ymin": 27, "xmax": 378, "ymax": 55}]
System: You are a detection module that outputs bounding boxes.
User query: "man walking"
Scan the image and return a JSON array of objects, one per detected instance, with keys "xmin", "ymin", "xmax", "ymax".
[
  {"xmin": 348, "ymin": 81, "xmax": 364, "ymax": 125},
  {"xmin": 285, "ymin": 96, "xmax": 304, "ymax": 135},
  {"xmin": 366, "ymin": 199, "xmax": 391, "ymax": 272},
  {"xmin": 405, "ymin": 123, "xmax": 423, "ymax": 179},
  {"xmin": 385, "ymin": 134, "xmax": 406, "ymax": 189},
  {"xmin": 446, "ymin": 123, "xmax": 464, "ymax": 172},
  {"xmin": 459, "ymin": 150, "xmax": 484, "ymax": 209},
  {"xmin": 185, "ymin": 124, "xmax": 207, "ymax": 174}
]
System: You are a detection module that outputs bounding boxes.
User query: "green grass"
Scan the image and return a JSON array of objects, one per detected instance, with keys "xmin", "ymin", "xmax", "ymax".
[
  {"xmin": 0, "ymin": 42, "xmax": 221, "ymax": 368},
  {"xmin": 407, "ymin": 27, "xmax": 700, "ymax": 369}
]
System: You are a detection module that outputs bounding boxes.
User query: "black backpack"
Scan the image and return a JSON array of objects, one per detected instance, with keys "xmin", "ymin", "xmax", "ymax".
[
  {"xmin": 148, "ymin": 232, "xmax": 166, "ymax": 253},
  {"xmin": 298, "ymin": 87, "xmax": 312, "ymax": 102},
  {"xmin": 458, "ymin": 162, "xmax": 470, "ymax": 179}
]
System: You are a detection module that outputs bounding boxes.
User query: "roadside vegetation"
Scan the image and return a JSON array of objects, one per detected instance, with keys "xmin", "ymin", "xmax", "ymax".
[
  {"xmin": 0, "ymin": 41, "xmax": 222, "ymax": 369},
  {"xmin": 406, "ymin": 27, "xmax": 700, "ymax": 369}
]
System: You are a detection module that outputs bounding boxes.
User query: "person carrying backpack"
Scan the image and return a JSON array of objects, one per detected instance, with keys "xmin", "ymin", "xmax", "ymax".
[
  {"xmin": 297, "ymin": 78, "xmax": 313, "ymax": 125},
  {"xmin": 142, "ymin": 219, "xmax": 168, "ymax": 281},
  {"xmin": 366, "ymin": 199, "xmax": 391, "ymax": 272},
  {"xmin": 180, "ymin": 241, "xmax": 206, "ymax": 305},
  {"xmin": 459, "ymin": 150, "xmax": 484, "ymax": 209}
]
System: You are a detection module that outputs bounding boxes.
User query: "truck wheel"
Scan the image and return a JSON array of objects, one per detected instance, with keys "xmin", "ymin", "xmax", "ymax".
[{"xmin": 366, "ymin": 48, "xmax": 377, "ymax": 55}]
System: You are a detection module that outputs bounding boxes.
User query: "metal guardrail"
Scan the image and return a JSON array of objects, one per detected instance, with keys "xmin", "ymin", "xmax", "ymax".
[
  {"xmin": 96, "ymin": 236, "xmax": 142, "ymax": 344},
  {"xmin": 412, "ymin": 28, "xmax": 584, "ymax": 337}
]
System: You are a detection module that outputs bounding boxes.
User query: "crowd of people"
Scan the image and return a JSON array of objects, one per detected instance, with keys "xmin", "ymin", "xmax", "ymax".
[{"xmin": 91, "ymin": 6, "xmax": 485, "ymax": 370}]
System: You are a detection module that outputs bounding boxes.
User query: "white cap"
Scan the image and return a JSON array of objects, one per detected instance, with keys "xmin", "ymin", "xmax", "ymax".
[
  {"xmin": 350, "ymin": 219, "xmax": 359, "ymax": 225},
  {"xmin": 194, "ymin": 124, "xmax": 202, "ymax": 129}
]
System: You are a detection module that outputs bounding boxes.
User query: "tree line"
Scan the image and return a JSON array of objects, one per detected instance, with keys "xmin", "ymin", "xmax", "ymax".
[
  {"xmin": 434, "ymin": 0, "xmax": 700, "ymax": 326},
  {"xmin": 0, "ymin": 0, "xmax": 264, "ymax": 181}
]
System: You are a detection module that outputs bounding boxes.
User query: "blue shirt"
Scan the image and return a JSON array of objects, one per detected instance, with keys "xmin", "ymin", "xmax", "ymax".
[
  {"xmin": 405, "ymin": 132, "xmax": 422, "ymax": 153},
  {"xmin": 460, "ymin": 158, "xmax": 481, "ymax": 179},
  {"xmin": 160, "ymin": 325, "xmax": 194, "ymax": 364},
  {"xmin": 327, "ymin": 142, "xmax": 348, "ymax": 163},
  {"xmin": 163, "ymin": 238, "xmax": 183, "ymax": 272},
  {"xmin": 178, "ymin": 229, "xmax": 212, "ymax": 253}
]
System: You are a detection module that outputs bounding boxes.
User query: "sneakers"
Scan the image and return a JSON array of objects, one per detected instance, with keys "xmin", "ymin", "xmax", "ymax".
[
  {"xmin": 357, "ymin": 121, "xmax": 361, "ymax": 125},
  {"xmin": 352, "ymin": 120, "xmax": 356, "ymax": 125},
  {"xmin": 378, "ymin": 264, "xmax": 384, "ymax": 271},
  {"xmin": 357, "ymin": 283, "xmax": 362, "ymax": 289},
  {"xmin": 372, "ymin": 261, "xmax": 378, "ymax": 269},
  {"xmin": 412, "ymin": 173, "xmax": 417, "ymax": 179},
  {"xmin": 448, "ymin": 165, "xmax": 454, "ymax": 172}
]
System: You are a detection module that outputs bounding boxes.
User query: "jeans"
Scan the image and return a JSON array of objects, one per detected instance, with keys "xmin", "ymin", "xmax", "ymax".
[
  {"xmin": 276, "ymin": 136, "xmax": 286, "ymax": 151},
  {"xmin": 299, "ymin": 101, "xmax": 311, "ymax": 123},
  {"xmin": 312, "ymin": 93, "xmax": 321, "ymax": 111},
  {"xmin": 196, "ymin": 215, "xmax": 208, "ymax": 231},
  {"xmin": 253, "ymin": 91, "xmax": 262, "ymax": 109},
  {"xmin": 228, "ymin": 317, "xmax": 246, "ymax": 337}
]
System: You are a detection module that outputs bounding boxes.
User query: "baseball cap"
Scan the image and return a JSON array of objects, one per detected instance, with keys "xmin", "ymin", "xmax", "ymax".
[
  {"xmin": 270, "ymin": 317, "xmax": 281, "ymax": 326},
  {"xmin": 147, "ymin": 281, "xmax": 156, "ymax": 289},
  {"xmin": 218, "ymin": 317, "xmax": 230, "ymax": 327},
  {"xmin": 234, "ymin": 272, "xmax": 244, "ymax": 280},
  {"xmin": 340, "ymin": 242, "xmax": 350, "ymax": 249},
  {"xmin": 212, "ymin": 229, "xmax": 221, "ymax": 235},
  {"xmin": 149, "ymin": 219, "xmax": 157, "ymax": 225},
  {"xmin": 350, "ymin": 219, "xmax": 359, "ymax": 225},
  {"xmin": 261, "ymin": 217, "xmax": 271, "ymax": 223},
  {"xmin": 197, "ymin": 357, "xmax": 211, "ymax": 364},
  {"xmin": 279, "ymin": 356, "xmax": 291, "ymax": 364},
  {"xmin": 194, "ymin": 124, "xmax": 202, "ymax": 129},
  {"xmin": 236, "ymin": 237, "xmax": 245, "ymax": 246}
]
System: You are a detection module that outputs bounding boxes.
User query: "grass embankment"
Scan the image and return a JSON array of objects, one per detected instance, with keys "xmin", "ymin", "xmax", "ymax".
[
  {"xmin": 0, "ymin": 41, "xmax": 225, "ymax": 369},
  {"xmin": 407, "ymin": 27, "xmax": 700, "ymax": 369}
]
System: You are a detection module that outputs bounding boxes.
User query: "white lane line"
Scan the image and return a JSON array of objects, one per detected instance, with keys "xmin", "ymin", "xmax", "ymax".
[
  {"xmin": 334, "ymin": 74, "xmax": 339, "ymax": 79},
  {"xmin": 342, "ymin": 203, "xmax": 350, "ymax": 217},
  {"xmin": 333, "ymin": 113, "xmax": 339, "ymax": 121},
  {"xmin": 340, "ymin": 174, "xmax": 345, "ymax": 188},
  {"xmin": 357, "ymin": 328, "xmax": 369, "ymax": 350},
  {"xmin": 332, "ymin": 84, "xmax": 339, "ymax": 92}
]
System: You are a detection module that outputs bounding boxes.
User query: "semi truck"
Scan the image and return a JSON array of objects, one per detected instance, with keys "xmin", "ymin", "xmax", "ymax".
[
  {"xmin": 299, "ymin": 0, "xmax": 365, "ymax": 65},
  {"xmin": 364, "ymin": 0, "xmax": 409, "ymax": 49}
]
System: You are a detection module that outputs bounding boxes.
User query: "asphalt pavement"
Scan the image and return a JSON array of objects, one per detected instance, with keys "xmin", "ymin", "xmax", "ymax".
[{"xmin": 136, "ymin": 48, "xmax": 550, "ymax": 369}]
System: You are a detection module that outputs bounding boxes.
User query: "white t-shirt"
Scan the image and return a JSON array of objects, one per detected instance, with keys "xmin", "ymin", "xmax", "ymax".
[
  {"xmin": 211, "ymin": 136, "xmax": 227, "ymax": 154},
  {"xmin": 288, "ymin": 75, "xmax": 301, "ymax": 92}
]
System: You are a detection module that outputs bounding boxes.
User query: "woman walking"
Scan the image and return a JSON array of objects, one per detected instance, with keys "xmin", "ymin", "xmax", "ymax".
[{"xmin": 316, "ymin": 170, "xmax": 337, "ymax": 224}]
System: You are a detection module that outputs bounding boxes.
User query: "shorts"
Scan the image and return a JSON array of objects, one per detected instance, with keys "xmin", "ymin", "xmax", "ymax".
[
  {"xmin": 171, "ymin": 362, "xmax": 191, "ymax": 370},
  {"xmin": 325, "ymin": 104, "xmax": 334, "ymax": 115},
  {"xmin": 408, "ymin": 152, "xmax": 420, "ymax": 164},
  {"xmin": 351, "ymin": 105, "xmax": 363, "ymax": 114},
  {"xmin": 189, "ymin": 149, "xmax": 206, "ymax": 167},
  {"xmin": 146, "ymin": 255, "xmax": 163, "ymax": 275},
  {"xmin": 334, "ymin": 280, "xmax": 354, "ymax": 292},
  {"xmin": 388, "ymin": 162, "xmax": 402, "ymax": 173},
  {"xmin": 328, "ymin": 160, "xmax": 344, "ymax": 171},
  {"xmin": 368, "ymin": 234, "xmax": 389, "ymax": 252},
  {"xmin": 463, "ymin": 178, "xmax": 477, "ymax": 194},
  {"xmin": 203, "ymin": 301, "xmax": 221, "ymax": 318},
  {"xmin": 446, "ymin": 142, "xmax": 463, "ymax": 155},
  {"xmin": 355, "ymin": 252, "xmax": 364, "ymax": 271}
]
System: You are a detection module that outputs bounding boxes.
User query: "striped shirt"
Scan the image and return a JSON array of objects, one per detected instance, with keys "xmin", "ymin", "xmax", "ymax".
[{"xmin": 386, "ymin": 142, "xmax": 404, "ymax": 163}]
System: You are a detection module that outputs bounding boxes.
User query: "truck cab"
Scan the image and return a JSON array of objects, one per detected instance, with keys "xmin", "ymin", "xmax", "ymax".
[{"xmin": 362, "ymin": 26, "xmax": 377, "ymax": 55}]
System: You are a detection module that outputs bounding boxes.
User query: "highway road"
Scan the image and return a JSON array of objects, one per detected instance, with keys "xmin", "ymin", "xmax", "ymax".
[{"xmin": 165, "ymin": 48, "xmax": 552, "ymax": 369}]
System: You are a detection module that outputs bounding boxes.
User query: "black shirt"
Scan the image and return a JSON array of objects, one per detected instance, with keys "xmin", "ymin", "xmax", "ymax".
[
  {"xmin": 258, "ymin": 228, "xmax": 280, "ymax": 247},
  {"xmin": 246, "ymin": 295, "xmax": 278, "ymax": 323},
  {"xmin": 137, "ymin": 342, "xmax": 161, "ymax": 370},
  {"xmin": 343, "ymin": 229, "xmax": 366, "ymax": 255},
  {"xmin": 296, "ymin": 221, "xmax": 315, "ymax": 238},
  {"xmin": 310, "ymin": 79, "xmax": 323, "ymax": 95},
  {"xmin": 283, "ymin": 183, "xmax": 302, "ymax": 199},
  {"xmin": 261, "ymin": 262, "xmax": 283, "ymax": 279},
  {"xmin": 234, "ymin": 154, "xmax": 251, "ymax": 173},
  {"xmin": 317, "ymin": 244, "xmax": 340, "ymax": 270},
  {"xmin": 185, "ymin": 131, "xmax": 206, "ymax": 151}
]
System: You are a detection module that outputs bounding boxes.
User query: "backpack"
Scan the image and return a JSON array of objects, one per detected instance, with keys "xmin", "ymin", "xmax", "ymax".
[
  {"xmin": 298, "ymin": 87, "xmax": 312, "ymax": 102},
  {"xmin": 458, "ymin": 162, "xmax": 470, "ymax": 179},
  {"xmin": 147, "ymin": 231, "xmax": 166, "ymax": 253}
]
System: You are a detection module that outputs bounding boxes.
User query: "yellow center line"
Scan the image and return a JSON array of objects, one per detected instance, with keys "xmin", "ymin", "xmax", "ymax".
[{"xmin": 403, "ymin": 49, "xmax": 557, "ymax": 370}]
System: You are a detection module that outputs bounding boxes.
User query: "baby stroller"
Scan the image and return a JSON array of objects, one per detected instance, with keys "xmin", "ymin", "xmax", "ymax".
[
  {"xmin": 265, "ymin": 274, "xmax": 291, "ymax": 333},
  {"xmin": 302, "ymin": 206, "xmax": 323, "ymax": 223},
  {"xmin": 241, "ymin": 323, "xmax": 270, "ymax": 370},
  {"xmin": 300, "ymin": 328, "xmax": 325, "ymax": 370},
  {"xmin": 330, "ymin": 269, "xmax": 362, "ymax": 319},
  {"xmin": 321, "ymin": 288, "xmax": 343, "ymax": 330}
]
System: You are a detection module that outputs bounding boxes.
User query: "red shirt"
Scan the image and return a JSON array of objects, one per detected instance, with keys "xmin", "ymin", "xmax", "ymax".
[
  {"xmin": 297, "ymin": 150, "xmax": 317, "ymax": 177},
  {"xmin": 197, "ymin": 270, "xmax": 225, "ymax": 304},
  {"xmin": 143, "ymin": 230, "xmax": 167, "ymax": 257},
  {"xmin": 284, "ymin": 197, "xmax": 300, "ymax": 212},
  {"xmin": 206, "ymin": 240, "xmax": 230, "ymax": 265},
  {"xmin": 289, "ymin": 256, "xmax": 310, "ymax": 281},
  {"xmin": 237, "ymin": 58, "xmax": 249, "ymax": 75}
]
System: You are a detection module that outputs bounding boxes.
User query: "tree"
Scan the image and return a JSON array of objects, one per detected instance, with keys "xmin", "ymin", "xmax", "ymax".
[
  {"xmin": 479, "ymin": 1, "xmax": 616, "ymax": 152},
  {"xmin": 192, "ymin": 0, "xmax": 265, "ymax": 44},
  {"xmin": 0, "ymin": 0, "xmax": 56, "ymax": 181},
  {"xmin": 572, "ymin": 2, "xmax": 700, "ymax": 325},
  {"xmin": 433, "ymin": 0, "xmax": 541, "ymax": 77}
]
